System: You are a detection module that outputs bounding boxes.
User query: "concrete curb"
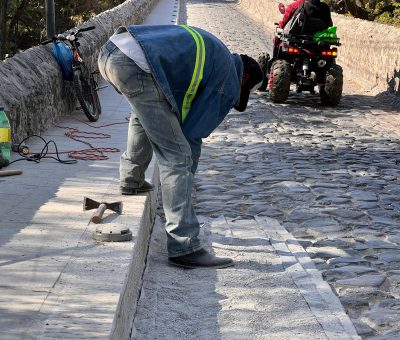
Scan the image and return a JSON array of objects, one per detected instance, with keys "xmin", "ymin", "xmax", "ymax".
[
  {"xmin": 110, "ymin": 1, "xmax": 180, "ymax": 337},
  {"xmin": 110, "ymin": 164, "xmax": 160, "ymax": 340}
]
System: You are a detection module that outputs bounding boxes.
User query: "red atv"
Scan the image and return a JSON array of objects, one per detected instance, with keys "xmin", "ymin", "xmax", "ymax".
[{"xmin": 259, "ymin": 2, "xmax": 343, "ymax": 106}]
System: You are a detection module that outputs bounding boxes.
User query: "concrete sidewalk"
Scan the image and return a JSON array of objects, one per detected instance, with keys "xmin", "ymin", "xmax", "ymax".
[{"xmin": 0, "ymin": 79, "xmax": 160, "ymax": 339}]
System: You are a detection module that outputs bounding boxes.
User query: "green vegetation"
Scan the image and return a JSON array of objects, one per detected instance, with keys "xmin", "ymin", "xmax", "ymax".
[
  {"xmin": 0, "ymin": 0, "xmax": 125, "ymax": 59},
  {"xmin": 325, "ymin": 0, "xmax": 400, "ymax": 27}
]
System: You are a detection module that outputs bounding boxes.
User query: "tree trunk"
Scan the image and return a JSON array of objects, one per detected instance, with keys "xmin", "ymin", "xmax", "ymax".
[{"xmin": 7, "ymin": 0, "xmax": 31, "ymax": 54}]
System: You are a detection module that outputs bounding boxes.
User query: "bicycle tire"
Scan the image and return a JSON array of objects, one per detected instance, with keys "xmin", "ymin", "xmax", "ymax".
[{"xmin": 73, "ymin": 65, "xmax": 101, "ymax": 122}]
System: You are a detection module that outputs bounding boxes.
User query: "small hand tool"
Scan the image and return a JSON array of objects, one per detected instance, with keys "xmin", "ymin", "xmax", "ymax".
[
  {"xmin": 83, "ymin": 197, "xmax": 123, "ymax": 224},
  {"xmin": 0, "ymin": 169, "xmax": 23, "ymax": 177}
]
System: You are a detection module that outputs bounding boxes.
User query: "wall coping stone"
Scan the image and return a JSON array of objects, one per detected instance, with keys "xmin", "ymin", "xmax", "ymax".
[{"xmin": 0, "ymin": 0, "xmax": 158, "ymax": 143}]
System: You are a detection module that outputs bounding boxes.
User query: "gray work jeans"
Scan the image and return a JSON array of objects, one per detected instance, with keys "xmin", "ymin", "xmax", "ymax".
[{"xmin": 98, "ymin": 41, "xmax": 201, "ymax": 257}]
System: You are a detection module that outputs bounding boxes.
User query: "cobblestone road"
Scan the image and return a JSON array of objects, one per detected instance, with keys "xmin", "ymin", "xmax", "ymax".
[{"xmin": 139, "ymin": 1, "xmax": 400, "ymax": 339}]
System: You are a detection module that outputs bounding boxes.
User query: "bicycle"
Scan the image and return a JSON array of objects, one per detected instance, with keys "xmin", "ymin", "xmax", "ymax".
[{"xmin": 42, "ymin": 26, "xmax": 101, "ymax": 122}]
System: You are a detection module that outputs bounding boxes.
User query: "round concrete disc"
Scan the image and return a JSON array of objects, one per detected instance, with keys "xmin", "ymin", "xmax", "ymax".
[{"xmin": 93, "ymin": 225, "xmax": 132, "ymax": 242}]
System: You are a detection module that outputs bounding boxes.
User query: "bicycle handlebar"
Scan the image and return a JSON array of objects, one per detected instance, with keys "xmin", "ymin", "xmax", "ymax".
[
  {"xmin": 41, "ymin": 38, "xmax": 53, "ymax": 45},
  {"xmin": 40, "ymin": 26, "xmax": 96, "ymax": 45},
  {"xmin": 78, "ymin": 26, "xmax": 95, "ymax": 33}
]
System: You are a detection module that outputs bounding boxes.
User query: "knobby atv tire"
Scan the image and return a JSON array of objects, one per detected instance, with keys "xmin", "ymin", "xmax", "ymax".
[
  {"xmin": 74, "ymin": 66, "xmax": 101, "ymax": 122},
  {"xmin": 257, "ymin": 52, "xmax": 270, "ymax": 92},
  {"xmin": 269, "ymin": 60, "xmax": 291, "ymax": 103},
  {"xmin": 320, "ymin": 64, "xmax": 343, "ymax": 106}
]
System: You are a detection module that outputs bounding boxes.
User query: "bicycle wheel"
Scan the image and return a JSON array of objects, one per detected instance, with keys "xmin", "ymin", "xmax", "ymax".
[{"xmin": 73, "ymin": 64, "xmax": 101, "ymax": 122}]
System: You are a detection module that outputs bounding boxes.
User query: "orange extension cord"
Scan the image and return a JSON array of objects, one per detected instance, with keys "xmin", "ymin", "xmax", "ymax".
[{"xmin": 53, "ymin": 116, "xmax": 129, "ymax": 161}]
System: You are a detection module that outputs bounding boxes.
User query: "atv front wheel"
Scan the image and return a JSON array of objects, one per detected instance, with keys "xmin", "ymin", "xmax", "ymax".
[
  {"xmin": 257, "ymin": 52, "xmax": 270, "ymax": 92},
  {"xmin": 269, "ymin": 60, "xmax": 291, "ymax": 103},
  {"xmin": 320, "ymin": 64, "xmax": 343, "ymax": 106}
]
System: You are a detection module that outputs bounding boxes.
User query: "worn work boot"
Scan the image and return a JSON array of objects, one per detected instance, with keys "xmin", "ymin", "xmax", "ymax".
[
  {"xmin": 168, "ymin": 248, "xmax": 234, "ymax": 269},
  {"xmin": 120, "ymin": 181, "xmax": 154, "ymax": 195}
]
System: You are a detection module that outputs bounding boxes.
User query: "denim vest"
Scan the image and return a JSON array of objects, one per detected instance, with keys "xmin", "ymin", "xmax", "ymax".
[{"xmin": 126, "ymin": 25, "xmax": 243, "ymax": 139}]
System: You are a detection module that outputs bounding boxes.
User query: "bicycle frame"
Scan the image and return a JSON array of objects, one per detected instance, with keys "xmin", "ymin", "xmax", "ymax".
[{"xmin": 42, "ymin": 26, "xmax": 102, "ymax": 122}]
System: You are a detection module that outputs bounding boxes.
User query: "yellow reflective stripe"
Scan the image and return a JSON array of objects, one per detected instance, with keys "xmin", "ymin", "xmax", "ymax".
[{"xmin": 179, "ymin": 25, "xmax": 205, "ymax": 123}]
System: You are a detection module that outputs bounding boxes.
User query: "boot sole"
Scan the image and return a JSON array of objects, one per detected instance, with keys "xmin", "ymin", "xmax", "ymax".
[
  {"xmin": 168, "ymin": 259, "xmax": 234, "ymax": 269},
  {"xmin": 120, "ymin": 188, "xmax": 153, "ymax": 195}
]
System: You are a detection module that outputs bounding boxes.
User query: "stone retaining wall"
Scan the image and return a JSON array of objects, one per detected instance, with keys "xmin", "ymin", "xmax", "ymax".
[
  {"xmin": 2, "ymin": 0, "xmax": 399, "ymax": 143},
  {"xmin": 238, "ymin": 0, "xmax": 400, "ymax": 96},
  {"xmin": 0, "ymin": 0, "xmax": 158, "ymax": 143}
]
